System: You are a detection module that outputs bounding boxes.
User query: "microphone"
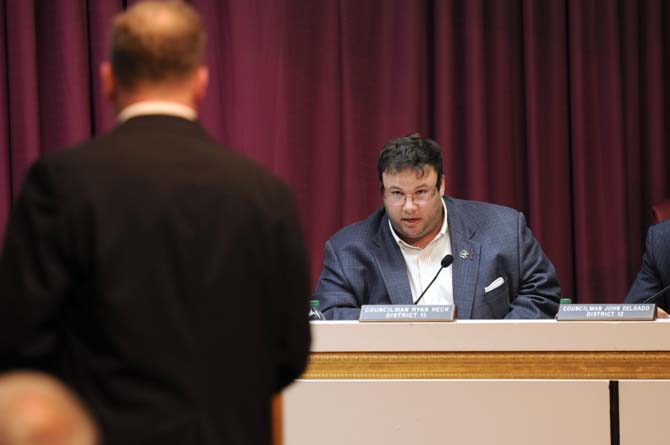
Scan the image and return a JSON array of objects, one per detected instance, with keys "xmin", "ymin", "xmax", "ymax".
[
  {"xmin": 639, "ymin": 282, "xmax": 670, "ymax": 305},
  {"xmin": 414, "ymin": 254, "xmax": 454, "ymax": 305}
]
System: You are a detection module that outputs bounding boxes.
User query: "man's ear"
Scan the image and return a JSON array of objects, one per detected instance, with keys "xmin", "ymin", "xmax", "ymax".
[
  {"xmin": 193, "ymin": 66, "xmax": 209, "ymax": 108},
  {"xmin": 100, "ymin": 62, "xmax": 116, "ymax": 102}
]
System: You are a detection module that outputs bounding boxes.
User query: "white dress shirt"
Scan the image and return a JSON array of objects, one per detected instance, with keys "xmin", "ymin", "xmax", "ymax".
[
  {"xmin": 389, "ymin": 199, "xmax": 453, "ymax": 305},
  {"xmin": 117, "ymin": 101, "xmax": 197, "ymax": 123}
]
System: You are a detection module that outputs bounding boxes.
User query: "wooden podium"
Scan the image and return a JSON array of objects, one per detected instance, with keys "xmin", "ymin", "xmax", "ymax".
[{"xmin": 281, "ymin": 320, "xmax": 670, "ymax": 445}]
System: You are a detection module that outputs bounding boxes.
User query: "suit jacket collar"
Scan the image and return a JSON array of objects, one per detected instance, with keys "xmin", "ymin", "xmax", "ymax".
[
  {"xmin": 370, "ymin": 196, "xmax": 482, "ymax": 315},
  {"xmin": 115, "ymin": 115, "xmax": 212, "ymax": 142}
]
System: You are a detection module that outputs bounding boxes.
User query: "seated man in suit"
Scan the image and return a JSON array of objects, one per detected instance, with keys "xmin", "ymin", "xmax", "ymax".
[
  {"xmin": 625, "ymin": 220, "xmax": 670, "ymax": 315},
  {"xmin": 313, "ymin": 133, "xmax": 562, "ymax": 320}
]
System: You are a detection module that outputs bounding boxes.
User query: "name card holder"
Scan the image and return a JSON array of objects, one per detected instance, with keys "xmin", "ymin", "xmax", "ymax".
[
  {"xmin": 556, "ymin": 303, "xmax": 656, "ymax": 321},
  {"xmin": 359, "ymin": 304, "xmax": 456, "ymax": 322}
]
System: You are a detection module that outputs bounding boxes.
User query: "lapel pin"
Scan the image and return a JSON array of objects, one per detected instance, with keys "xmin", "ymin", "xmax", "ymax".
[{"xmin": 459, "ymin": 249, "xmax": 469, "ymax": 260}]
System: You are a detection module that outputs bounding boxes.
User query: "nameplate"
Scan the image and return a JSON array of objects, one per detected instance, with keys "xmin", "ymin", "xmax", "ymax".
[
  {"xmin": 556, "ymin": 304, "xmax": 656, "ymax": 321},
  {"xmin": 359, "ymin": 305, "xmax": 456, "ymax": 322}
]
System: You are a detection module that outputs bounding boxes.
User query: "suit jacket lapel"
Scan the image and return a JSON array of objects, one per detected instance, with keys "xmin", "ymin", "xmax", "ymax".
[
  {"xmin": 446, "ymin": 197, "xmax": 481, "ymax": 319},
  {"xmin": 372, "ymin": 215, "xmax": 413, "ymax": 305}
]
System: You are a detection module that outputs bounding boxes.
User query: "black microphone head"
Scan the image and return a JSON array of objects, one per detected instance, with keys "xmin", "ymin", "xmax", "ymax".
[{"xmin": 441, "ymin": 254, "xmax": 454, "ymax": 268}]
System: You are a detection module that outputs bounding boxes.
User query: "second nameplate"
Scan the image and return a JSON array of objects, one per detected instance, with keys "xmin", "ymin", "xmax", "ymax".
[
  {"xmin": 556, "ymin": 303, "xmax": 656, "ymax": 321},
  {"xmin": 359, "ymin": 304, "xmax": 456, "ymax": 322}
]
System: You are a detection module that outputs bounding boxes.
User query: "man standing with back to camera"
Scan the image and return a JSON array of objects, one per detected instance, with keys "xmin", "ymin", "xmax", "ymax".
[
  {"xmin": 314, "ymin": 133, "xmax": 561, "ymax": 319},
  {"xmin": 0, "ymin": 1, "xmax": 311, "ymax": 444}
]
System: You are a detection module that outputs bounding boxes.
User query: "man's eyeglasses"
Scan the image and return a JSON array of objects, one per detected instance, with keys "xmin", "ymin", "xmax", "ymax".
[{"xmin": 383, "ymin": 188, "xmax": 437, "ymax": 206}]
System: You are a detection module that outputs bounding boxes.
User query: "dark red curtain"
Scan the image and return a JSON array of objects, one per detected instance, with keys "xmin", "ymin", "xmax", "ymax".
[{"xmin": 1, "ymin": 0, "xmax": 669, "ymax": 303}]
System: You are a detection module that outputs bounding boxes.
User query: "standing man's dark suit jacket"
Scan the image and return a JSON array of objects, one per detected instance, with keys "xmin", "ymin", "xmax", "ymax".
[
  {"xmin": 314, "ymin": 196, "xmax": 561, "ymax": 319},
  {"xmin": 625, "ymin": 220, "xmax": 670, "ymax": 309},
  {"xmin": 0, "ymin": 115, "xmax": 311, "ymax": 445}
]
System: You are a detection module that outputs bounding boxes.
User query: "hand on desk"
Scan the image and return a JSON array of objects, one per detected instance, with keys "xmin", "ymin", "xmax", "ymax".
[{"xmin": 657, "ymin": 307, "xmax": 669, "ymax": 319}]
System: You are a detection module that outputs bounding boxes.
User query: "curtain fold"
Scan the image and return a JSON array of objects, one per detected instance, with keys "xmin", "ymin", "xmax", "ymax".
[{"xmin": 1, "ymin": 0, "xmax": 669, "ymax": 303}]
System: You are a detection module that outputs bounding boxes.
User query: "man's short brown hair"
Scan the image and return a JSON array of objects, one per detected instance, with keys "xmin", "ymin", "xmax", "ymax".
[{"xmin": 110, "ymin": 1, "xmax": 205, "ymax": 89}]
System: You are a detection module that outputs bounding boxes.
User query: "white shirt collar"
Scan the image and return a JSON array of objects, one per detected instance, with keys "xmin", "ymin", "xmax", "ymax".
[
  {"xmin": 389, "ymin": 198, "xmax": 449, "ymax": 250},
  {"xmin": 117, "ymin": 101, "xmax": 197, "ymax": 123}
]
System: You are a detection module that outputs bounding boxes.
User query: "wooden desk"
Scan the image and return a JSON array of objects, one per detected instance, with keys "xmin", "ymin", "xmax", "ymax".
[{"xmin": 282, "ymin": 320, "xmax": 670, "ymax": 445}]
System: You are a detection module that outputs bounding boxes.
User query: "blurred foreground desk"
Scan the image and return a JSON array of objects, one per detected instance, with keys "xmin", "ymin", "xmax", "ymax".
[{"xmin": 283, "ymin": 320, "xmax": 670, "ymax": 445}]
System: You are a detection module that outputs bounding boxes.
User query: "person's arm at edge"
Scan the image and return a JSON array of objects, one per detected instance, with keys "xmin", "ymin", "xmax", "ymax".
[
  {"xmin": 0, "ymin": 161, "xmax": 72, "ymax": 369},
  {"xmin": 312, "ymin": 240, "xmax": 361, "ymax": 320},
  {"xmin": 624, "ymin": 225, "xmax": 670, "ymax": 318},
  {"xmin": 268, "ymin": 190, "xmax": 311, "ymax": 392},
  {"xmin": 625, "ymin": 225, "xmax": 663, "ymax": 304},
  {"xmin": 504, "ymin": 212, "xmax": 561, "ymax": 319}
]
